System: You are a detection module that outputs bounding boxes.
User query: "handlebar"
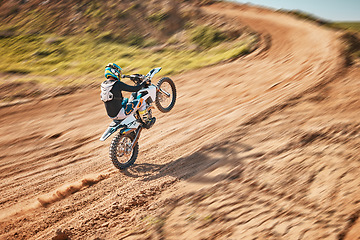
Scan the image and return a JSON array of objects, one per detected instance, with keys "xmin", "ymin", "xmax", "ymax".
[
  {"xmin": 121, "ymin": 74, "xmax": 146, "ymax": 79},
  {"xmin": 121, "ymin": 74, "xmax": 141, "ymax": 79},
  {"xmin": 121, "ymin": 74, "xmax": 150, "ymax": 86}
]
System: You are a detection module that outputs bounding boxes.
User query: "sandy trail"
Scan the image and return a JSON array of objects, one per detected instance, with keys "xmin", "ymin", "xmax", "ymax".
[{"xmin": 1, "ymin": 2, "xmax": 359, "ymax": 239}]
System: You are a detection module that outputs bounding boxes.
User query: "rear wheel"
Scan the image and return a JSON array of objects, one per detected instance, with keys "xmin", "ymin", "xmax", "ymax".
[
  {"xmin": 109, "ymin": 132, "xmax": 138, "ymax": 170},
  {"xmin": 155, "ymin": 77, "xmax": 176, "ymax": 113}
]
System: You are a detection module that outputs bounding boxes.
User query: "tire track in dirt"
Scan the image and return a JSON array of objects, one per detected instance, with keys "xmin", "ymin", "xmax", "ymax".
[
  {"xmin": 146, "ymin": 66, "xmax": 360, "ymax": 239},
  {"xmin": 128, "ymin": 69, "xmax": 360, "ymax": 239}
]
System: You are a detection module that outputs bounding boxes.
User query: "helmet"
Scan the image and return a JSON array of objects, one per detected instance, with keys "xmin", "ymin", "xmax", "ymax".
[{"xmin": 104, "ymin": 63, "xmax": 122, "ymax": 80}]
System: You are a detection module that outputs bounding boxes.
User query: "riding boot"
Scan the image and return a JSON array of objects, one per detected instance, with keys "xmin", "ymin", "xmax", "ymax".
[
  {"xmin": 144, "ymin": 117, "xmax": 156, "ymax": 129},
  {"xmin": 139, "ymin": 108, "xmax": 156, "ymax": 129}
]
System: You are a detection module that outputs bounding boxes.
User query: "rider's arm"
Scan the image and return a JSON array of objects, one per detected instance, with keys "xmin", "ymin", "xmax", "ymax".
[{"xmin": 118, "ymin": 81, "xmax": 146, "ymax": 92}]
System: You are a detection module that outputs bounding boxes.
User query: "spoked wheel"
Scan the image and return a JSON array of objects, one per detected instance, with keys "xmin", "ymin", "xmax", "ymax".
[
  {"xmin": 155, "ymin": 77, "xmax": 176, "ymax": 113},
  {"xmin": 109, "ymin": 132, "xmax": 138, "ymax": 170}
]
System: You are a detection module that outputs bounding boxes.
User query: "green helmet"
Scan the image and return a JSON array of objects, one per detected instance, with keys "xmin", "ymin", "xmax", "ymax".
[{"xmin": 104, "ymin": 63, "xmax": 122, "ymax": 80}]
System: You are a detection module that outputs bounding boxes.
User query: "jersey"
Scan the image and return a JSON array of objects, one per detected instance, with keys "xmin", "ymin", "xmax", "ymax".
[{"xmin": 101, "ymin": 79, "xmax": 145, "ymax": 118}]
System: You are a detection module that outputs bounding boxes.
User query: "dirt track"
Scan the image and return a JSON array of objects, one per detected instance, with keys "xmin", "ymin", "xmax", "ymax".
[{"xmin": 1, "ymin": 2, "xmax": 360, "ymax": 239}]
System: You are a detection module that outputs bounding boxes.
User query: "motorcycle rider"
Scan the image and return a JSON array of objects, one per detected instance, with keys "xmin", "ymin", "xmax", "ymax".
[{"xmin": 100, "ymin": 63, "xmax": 156, "ymax": 129}]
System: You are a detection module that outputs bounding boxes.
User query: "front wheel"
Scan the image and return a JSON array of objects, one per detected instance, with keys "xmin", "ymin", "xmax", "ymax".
[
  {"xmin": 109, "ymin": 132, "xmax": 138, "ymax": 170},
  {"xmin": 155, "ymin": 77, "xmax": 176, "ymax": 113}
]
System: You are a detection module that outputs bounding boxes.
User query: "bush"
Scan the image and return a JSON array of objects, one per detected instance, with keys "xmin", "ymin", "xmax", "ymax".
[
  {"xmin": 127, "ymin": 33, "xmax": 145, "ymax": 46},
  {"xmin": 96, "ymin": 31, "xmax": 114, "ymax": 42},
  {"xmin": 5, "ymin": 69, "xmax": 31, "ymax": 75},
  {"xmin": 148, "ymin": 11, "xmax": 169, "ymax": 23},
  {"xmin": 328, "ymin": 22, "xmax": 360, "ymax": 32},
  {"xmin": 190, "ymin": 25, "xmax": 227, "ymax": 48},
  {"xmin": 341, "ymin": 32, "xmax": 360, "ymax": 65}
]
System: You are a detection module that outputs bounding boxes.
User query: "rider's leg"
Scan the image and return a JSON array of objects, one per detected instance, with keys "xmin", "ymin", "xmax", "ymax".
[
  {"xmin": 113, "ymin": 98, "xmax": 155, "ymax": 128},
  {"xmin": 137, "ymin": 100, "xmax": 156, "ymax": 129},
  {"xmin": 138, "ymin": 103, "xmax": 147, "ymax": 120},
  {"xmin": 112, "ymin": 108, "xmax": 127, "ymax": 120}
]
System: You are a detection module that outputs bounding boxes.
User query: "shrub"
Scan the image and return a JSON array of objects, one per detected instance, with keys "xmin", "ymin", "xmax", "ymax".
[
  {"xmin": 127, "ymin": 33, "xmax": 144, "ymax": 46},
  {"xmin": 96, "ymin": 31, "xmax": 114, "ymax": 42},
  {"xmin": 147, "ymin": 11, "xmax": 169, "ymax": 23},
  {"xmin": 4, "ymin": 69, "xmax": 31, "ymax": 74},
  {"xmin": 117, "ymin": 3, "xmax": 141, "ymax": 19},
  {"xmin": 328, "ymin": 22, "xmax": 360, "ymax": 32},
  {"xmin": 341, "ymin": 32, "xmax": 360, "ymax": 65},
  {"xmin": 190, "ymin": 25, "xmax": 227, "ymax": 48}
]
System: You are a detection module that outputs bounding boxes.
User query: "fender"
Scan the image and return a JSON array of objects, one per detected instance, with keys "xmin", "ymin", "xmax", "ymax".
[
  {"xmin": 100, "ymin": 120, "xmax": 124, "ymax": 141},
  {"xmin": 100, "ymin": 115, "xmax": 140, "ymax": 141},
  {"xmin": 138, "ymin": 85, "xmax": 157, "ymax": 102},
  {"xmin": 100, "ymin": 124, "xmax": 123, "ymax": 141}
]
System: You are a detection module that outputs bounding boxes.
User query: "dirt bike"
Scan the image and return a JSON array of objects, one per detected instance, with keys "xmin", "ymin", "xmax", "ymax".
[{"xmin": 100, "ymin": 67, "xmax": 176, "ymax": 170}]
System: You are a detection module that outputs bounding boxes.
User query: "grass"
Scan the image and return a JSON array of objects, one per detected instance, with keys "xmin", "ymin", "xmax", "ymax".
[
  {"xmin": 326, "ymin": 22, "xmax": 360, "ymax": 65},
  {"xmin": 328, "ymin": 22, "xmax": 360, "ymax": 33},
  {"xmin": 147, "ymin": 11, "xmax": 169, "ymax": 23},
  {"xmin": 280, "ymin": 8, "xmax": 360, "ymax": 34},
  {"xmin": 339, "ymin": 32, "xmax": 360, "ymax": 65},
  {"xmin": 190, "ymin": 25, "xmax": 227, "ymax": 48},
  {"xmin": 278, "ymin": 9, "xmax": 360, "ymax": 65},
  {"xmin": 278, "ymin": 9, "xmax": 329, "ymax": 25},
  {"xmin": 0, "ymin": 0, "xmax": 257, "ymax": 86},
  {"xmin": 0, "ymin": 33, "xmax": 257, "ymax": 85}
]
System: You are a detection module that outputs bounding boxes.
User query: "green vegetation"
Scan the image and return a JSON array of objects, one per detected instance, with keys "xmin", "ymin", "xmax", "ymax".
[
  {"xmin": 278, "ymin": 9, "xmax": 329, "ymax": 25},
  {"xmin": 116, "ymin": 3, "xmax": 140, "ymax": 19},
  {"xmin": 0, "ymin": 33, "xmax": 257, "ymax": 85},
  {"xmin": 280, "ymin": 8, "xmax": 360, "ymax": 34},
  {"xmin": 279, "ymin": 8, "xmax": 360, "ymax": 34},
  {"xmin": 327, "ymin": 22, "xmax": 360, "ymax": 65},
  {"xmin": 0, "ymin": 0, "xmax": 258, "ymax": 86},
  {"xmin": 127, "ymin": 33, "xmax": 145, "ymax": 46},
  {"xmin": 147, "ymin": 11, "xmax": 169, "ymax": 23},
  {"xmin": 279, "ymin": 7, "xmax": 360, "ymax": 65},
  {"xmin": 190, "ymin": 25, "xmax": 227, "ymax": 48},
  {"xmin": 340, "ymin": 32, "xmax": 360, "ymax": 65},
  {"xmin": 328, "ymin": 22, "xmax": 360, "ymax": 33}
]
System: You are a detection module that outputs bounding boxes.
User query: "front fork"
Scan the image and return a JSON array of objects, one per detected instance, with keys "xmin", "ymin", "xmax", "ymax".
[
  {"xmin": 158, "ymin": 86, "xmax": 171, "ymax": 97},
  {"xmin": 132, "ymin": 127, "xmax": 142, "ymax": 149}
]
